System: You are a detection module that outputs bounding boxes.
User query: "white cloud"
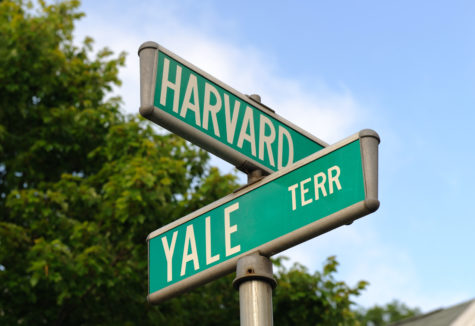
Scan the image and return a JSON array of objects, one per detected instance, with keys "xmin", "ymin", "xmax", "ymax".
[
  {"xmin": 74, "ymin": 0, "xmax": 366, "ymax": 186},
  {"xmin": 76, "ymin": 0, "xmax": 363, "ymax": 144},
  {"xmin": 281, "ymin": 216, "xmax": 471, "ymax": 312},
  {"xmin": 280, "ymin": 223, "xmax": 417, "ymax": 308}
]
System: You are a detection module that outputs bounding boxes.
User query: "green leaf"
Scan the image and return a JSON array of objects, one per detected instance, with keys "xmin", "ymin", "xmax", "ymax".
[{"xmin": 30, "ymin": 274, "xmax": 40, "ymax": 287}]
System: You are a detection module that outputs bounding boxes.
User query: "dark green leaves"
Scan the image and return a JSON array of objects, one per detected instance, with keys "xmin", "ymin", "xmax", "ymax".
[{"xmin": 274, "ymin": 256, "xmax": 368, "ymax": 326}]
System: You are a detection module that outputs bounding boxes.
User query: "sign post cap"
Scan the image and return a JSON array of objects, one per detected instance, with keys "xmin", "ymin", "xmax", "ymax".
[
  {"xmin": 138, "ymin": 41, "xmax": 159, "ymax": 55},
  {"xmin": 233, "ymin": 253, "xmax": 277, "ymax": 289}
]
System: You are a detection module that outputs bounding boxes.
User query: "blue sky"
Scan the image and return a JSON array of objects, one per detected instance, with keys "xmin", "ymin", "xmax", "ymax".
[{"xmin": 77, "ymin": 0, "xmax": 475, "ymax": 312}]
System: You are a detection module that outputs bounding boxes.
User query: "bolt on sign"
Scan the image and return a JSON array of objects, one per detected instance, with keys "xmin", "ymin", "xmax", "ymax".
[
  {"xmin": 147, "ymin": 130, "xmax": 379, "ymax": 304},
  {"xmin": 138, "ymin": 42, "xmax": 328, "ymax": 174}
]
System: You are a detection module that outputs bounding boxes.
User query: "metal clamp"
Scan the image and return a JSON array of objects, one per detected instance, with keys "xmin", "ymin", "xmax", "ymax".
[{"xmin": 233, "ymin": 253, "xmax": 277, "ymax": 289}]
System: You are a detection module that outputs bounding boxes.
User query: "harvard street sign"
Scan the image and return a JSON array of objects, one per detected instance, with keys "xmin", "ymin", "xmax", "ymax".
[
  {"xmin": 138, "ymin": 42, "xmax": 327, "ymax": 174},
  {"xmin": 147, "ymin": 130, "xmax": 379, "ymax": 304}
]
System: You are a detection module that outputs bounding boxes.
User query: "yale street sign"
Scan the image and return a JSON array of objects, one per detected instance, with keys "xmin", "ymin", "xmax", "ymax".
[
  {"xmin": 138, "ymin": 42, "xmax": 328, "ymax": 174},
  {"xmin": 147, "ymin": 129, "xmax": 380, "ymax": 304}
]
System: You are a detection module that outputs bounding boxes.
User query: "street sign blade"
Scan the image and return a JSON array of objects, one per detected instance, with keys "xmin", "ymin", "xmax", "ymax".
[
  {"xmin": 138, "ymin": 41, "xmax": 328, "ymax": 174},
  {"xmin": 147, "ymin": 129, "xmax": 380, "ymax": 304}
]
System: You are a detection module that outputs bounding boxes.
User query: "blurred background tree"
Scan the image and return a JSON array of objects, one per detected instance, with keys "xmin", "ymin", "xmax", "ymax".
[{"xmin": 356, "ymin": 300, "xmax": 421, "ymax": 326}]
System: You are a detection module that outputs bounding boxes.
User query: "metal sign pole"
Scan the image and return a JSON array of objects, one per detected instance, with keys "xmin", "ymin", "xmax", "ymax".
[
  {"xmin": 233, "ymin": 132, "xmax": 276, "ymax": 325},
  {"xmin": 233, "ymin": 252, "xmax": 276, "ymax": 326}
]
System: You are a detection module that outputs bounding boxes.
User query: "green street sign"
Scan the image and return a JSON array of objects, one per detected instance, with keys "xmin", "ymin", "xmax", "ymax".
[
  {"xmin": 147, "ymin": 130, "xmax": 380, "ymax": 304},
  {"xmin": 138, "ymin": 42, "xmax": 327, "ymax": 174}
]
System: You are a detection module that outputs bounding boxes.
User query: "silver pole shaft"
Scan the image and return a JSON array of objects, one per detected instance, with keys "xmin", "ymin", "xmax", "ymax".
[
  {"xmin": 233, "ymin": 253, "xmax": 276, "ymax": 326},
  {"xmin": 234, "ymin": 94, "xmax": 275, "ymax": 326},
  {"xmin": 238, "ymin": 274, "xmax": 274, "ymax": 326}
]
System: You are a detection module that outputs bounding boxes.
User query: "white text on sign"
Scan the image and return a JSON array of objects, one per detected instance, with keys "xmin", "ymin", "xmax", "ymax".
[
  {"xmin": 287, "ymin": 165, "xmax": 342, "ymax": 211},
  {"xmin": 161, "ymin": 203, "xmax": 241, "ymax": 283},
  {"xmin": 160, "ymin": 57, "xmax": 295, "ymax": 169}
]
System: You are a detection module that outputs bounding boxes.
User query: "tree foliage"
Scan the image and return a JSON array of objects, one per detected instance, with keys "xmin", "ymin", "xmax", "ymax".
[
  {"xmin": 0, "ymin": 1, "xmax": 237, "ymax": 324},
  {"xmin": 273, "ymin": 256, "xmax": 368, "ymax": 326},
  {"xmin": 0, "ymin": 1, "xmax": 417, "ymax": 325},
  {"xmin": 356, "ymin": 300, "xmax": 421, "ymax": 326}
]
